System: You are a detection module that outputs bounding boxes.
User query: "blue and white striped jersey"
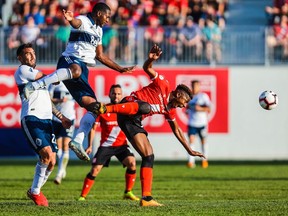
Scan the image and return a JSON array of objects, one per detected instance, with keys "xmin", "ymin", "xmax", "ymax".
[{"xmin": 62, "ymin": 13, "xmax": 102, "ymax": 66}]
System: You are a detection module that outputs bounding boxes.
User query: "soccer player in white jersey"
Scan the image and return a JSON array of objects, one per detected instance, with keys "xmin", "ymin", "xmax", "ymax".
[
  {"xmin": 186, "ymin": 80, "xmax": 211, "ymax": 168},
  {"xmin": 23, "ymin": 2, "xmax": 136, "ymax": 162},
  {"xmin": 49, "ymin": 82, "xmax": 76, "ymax": 184},
  {"xmin": 14, "ymin": 43, "xmax": 72, "ymax": 206},
  {"xmin": 78, "ymin": 84, "xmax": 139, "ymax": 201}
]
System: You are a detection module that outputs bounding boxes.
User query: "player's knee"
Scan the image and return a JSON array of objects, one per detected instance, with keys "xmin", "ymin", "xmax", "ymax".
[
  {"xmin": 127, "ymin": 159, "xmax": 137, "ymax": 170},
  {"xmin": 141, "ymin": 154, "xmax": 154, "ymax": 168},
  {"xmin": 137, "ymin": 101, "xmax": 151, "ymax": 115}
]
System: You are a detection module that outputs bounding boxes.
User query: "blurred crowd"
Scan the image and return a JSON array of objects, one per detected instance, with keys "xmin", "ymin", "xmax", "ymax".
[
  {"xmin": 266, "ymin": 0, "xmax": 288, "ymax": 60},
  {"xmin": 5, "ymin": 0, "xmax": 229, "ymax": 63}
]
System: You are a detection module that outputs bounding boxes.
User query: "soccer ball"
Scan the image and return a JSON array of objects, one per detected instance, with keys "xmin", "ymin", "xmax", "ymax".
[{"xmin": 259, "ymin": 90, "xmax": 278, "ymax": 110}]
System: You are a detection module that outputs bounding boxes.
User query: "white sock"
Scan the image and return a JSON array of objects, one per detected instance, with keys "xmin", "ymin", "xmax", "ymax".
[
  {"xmin": 31, "ymin": 161, "xmax": 48, "ymax": 194},
  {"xmin": 201, "ymin": 143, "xmax": 208, "ymax": 160},
  {"xmin": 57, "ymin": 149, "xmax": 63, "ymax": 160},
  {"xmin": 73, "ymin": 112, "xmax": 97, "ymax": 145},
  {"xmin": 188, "ymin": 144, "xmax": 195, "ymax": 164},
  {"xmin": 57, "ymin": 150, "xmax": 69, "ymax": 178},
  {"xmin": 41, "ymin": 169, "xmax": 52, "ymax": 187},
  {"xmin": 32, "ymin": 68, "xmax": 72, "ymax": 89}
]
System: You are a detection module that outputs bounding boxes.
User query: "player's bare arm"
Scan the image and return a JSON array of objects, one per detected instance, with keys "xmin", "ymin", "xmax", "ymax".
[
  {"xmin": 143, "ymin": 44, "xmax": 163, "ymax": 79},
  {"xmin": 62, "ymin": 9, "xmax": 82, "ymax": 29},
  {"xmin": 168, "ymin": 120, "xmax": 205, "ymax": 158},
  {"xmin": 51, "ymin": 101, "xmax": 72, "ymax": 129},
  {"xmin": 95, "ymin": 45, "xmax": 136, "ymax": 73}
]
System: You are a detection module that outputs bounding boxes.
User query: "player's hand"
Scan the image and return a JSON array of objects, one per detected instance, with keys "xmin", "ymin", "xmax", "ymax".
[
  {"xmin": 190, "ymin": 150, "xmax": 206, "ymax": 159},
  {"xmin": 61, "ymin": 116, "xmax": 72, "ymax": 129},
  {"xmin": 148, "ymin": 44, "xmax": 162, "ymax": 60},
  {"xmin": 119, "ymin": 65, "xmax": 136, "ymax": 74},
  {"xmin": 62, "ymin": 9, "xmax": 74, "ymax": 22},
  {"xmin": 85, "ymin": 146, "xmax": 93, "ymax": 155}
]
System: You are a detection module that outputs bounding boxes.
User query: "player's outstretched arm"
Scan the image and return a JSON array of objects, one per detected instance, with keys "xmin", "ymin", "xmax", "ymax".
[
  {"xmin": 62, "ymin": 9, "xmax": 82, "ymax": 29},
  {"xmin": 95, "ymin": 45, "xmax": 136, "ymax": 74},
  {"xmin": 168, "ymin": 120, "xmax": 205, "ymax": 158},
  {"xmin": 143, "ymin": 44, "xmax": 163, "ymax": 79}
]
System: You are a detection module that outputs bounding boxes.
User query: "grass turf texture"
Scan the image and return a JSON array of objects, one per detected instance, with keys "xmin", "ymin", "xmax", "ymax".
[{"xmin": 0, "ymin": 160, "xmax": 287, "ymax": 216}]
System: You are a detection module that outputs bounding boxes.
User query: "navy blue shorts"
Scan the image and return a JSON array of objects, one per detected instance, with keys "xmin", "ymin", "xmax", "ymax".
[
  {"xmin": 57, "ymin": 55, "xmax": 97, "ymax": 107},
  {"xmin": 21, "ymin": 116, "xmax": 58, "ymax": 154},
  {"xmin": 92, "ymin": 145, "xmax": 134, "ymax": 167},
  {"xmin": 188, "ymin": 126, "xmax": 207, "ymax": 140},
  {"xmin": 52, "ymin": 119, "xmax": 75, "ymax": 139}
]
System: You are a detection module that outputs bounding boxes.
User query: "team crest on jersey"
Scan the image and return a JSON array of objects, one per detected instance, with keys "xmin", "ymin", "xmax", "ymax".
[
  {"xmin": 159, "ymin": 75, "xmax": 164, "ymax": 80},
  {"xmin": 35, "ymin": 138, "xmax": 42, "ymax": 146},
  {"xmin": 90, "ymin": 35, "xmax": 100, "ymax": 46}
]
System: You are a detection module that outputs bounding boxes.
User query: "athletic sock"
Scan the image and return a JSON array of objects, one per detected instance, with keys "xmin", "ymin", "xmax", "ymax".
[
  {"xmin": 201, "ymin": 143, "xmax": 208, "ymax": 160},
  {"xmin": 41, "ymin": 169, "xmax": 52, "ymax": 187},
  {"xmin": 81, "ymin": 174, "xmax": 95, "ymax": 197},
  {"xmin": 140, "ymin": 167, "xmax": 153, "ymax": 197},
  {"xmin": 106, "ymin": 102, "xmax": 139, "ymax": 115},
  {"xmin": 74, "ymin": 112, "xmax": 96, "ymax": 145},
  {"xmin": 32, "ymin": 68, "xmax": 72, "ymax": 89},
  {"xmin": 188, "ymin": 144, "xmax": 196, "ymax": 164},
  {"xmin": 57, "ymin": 150, "xmax": 69, "ymax": 178},
  {"xmin": 125, "ymin": 170, "xmax": 136, "ymax": 192},
  {"xmin": 57, "ymin": 149, "xmax": 63, "ymax": 160},
  {"xmin": 31, "ymin": 161, "xmax": 48, "ymax": 194}
]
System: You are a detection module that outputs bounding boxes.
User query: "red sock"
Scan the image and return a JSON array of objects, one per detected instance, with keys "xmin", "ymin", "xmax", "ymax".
[
  {"xmin": 81, "ymin": 177, "xmax": 95, "ymax": 197},
  {"xmin": 140, "ymin": 167, "xmax": 153, "ymax": 197},
  {"xmin": 125, "ymin": 172, "xmax": 136, "ymax": 192},
  {"xmin": 106, "ymin": 102, "xmax": 139, "ymax": 115}
]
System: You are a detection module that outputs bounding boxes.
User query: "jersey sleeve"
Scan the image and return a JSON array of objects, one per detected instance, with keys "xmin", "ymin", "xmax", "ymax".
[{"xmin": 16, "ymin": 65, "xmax": 40, "ymax": 85}]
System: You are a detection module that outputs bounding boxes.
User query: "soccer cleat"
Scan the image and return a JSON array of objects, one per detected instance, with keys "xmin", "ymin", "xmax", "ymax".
[
  {"xmin": 27, "ymin": 189, "xmax": 49, "ymax": 207},
  {"xmin": 187, "ymin": 162, "xmax": 196, "ymax": 168},
  {"xmin": 140, "ymin": 198, "xmax": 163, "ymax": 207},
  {"xmin": 23, "ymin": 82, "xmax": 36, "ymax": 99},
  {"xmin": 92, "ymin": 102, "xmax": 107, "ymax": 115},
  {"xmin": 69, "ymin": 140, "xmax": 90, "ymax": 162},
  {"xmin": 123, "ymin": 191, "xmax": 140, "ymax": 201},
  {"xmin": 54, "ymin": 176, "xmax": 62, "ymax": 185},
  {"xmin": 78, "ymin": 196, "xmax": 86, "ymax": 201},
  {"xmin": 202, "ymin": 160, "xmax": 208, "ymax": 168}
]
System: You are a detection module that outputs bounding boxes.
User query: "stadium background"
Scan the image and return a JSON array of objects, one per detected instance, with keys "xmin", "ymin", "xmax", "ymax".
[{"xmin": 0, "ymin": 0, "xmax": 287, "ymax": 161}]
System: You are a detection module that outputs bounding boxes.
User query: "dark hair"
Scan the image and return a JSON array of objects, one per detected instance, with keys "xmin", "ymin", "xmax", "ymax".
[
  {"xmin": 176, "ymin": 84, "xmax": 193, "ymax": 100},
  {"xmin": 191, "ymin": 80, "xmax": 200, "ymax": 87},
  {"xmin": 109, "ymin": 84, "xmax": 121, "ymax": 93},
  {"xmin": 16, "ymin": 43, "xmax": 33, "ymax": 57},
  {"xmin": 92, "ymin": 2, "xmax": 111, "ymax": 14}
]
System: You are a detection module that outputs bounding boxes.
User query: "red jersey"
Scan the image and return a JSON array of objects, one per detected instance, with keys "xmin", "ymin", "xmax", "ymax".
[
  {"xmin": 130, "ymin": 73, "xmax": 176, "ymax": 121},
  {"xmin": 96, "ymin": 112, "xmax": 127, "ymax": 147}
]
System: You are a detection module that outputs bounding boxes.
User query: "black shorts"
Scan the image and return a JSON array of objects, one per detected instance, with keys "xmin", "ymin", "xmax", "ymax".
[
  {"xmin": 117, "ymin": 98, "xmax": 148, "ymax": 142},
  {"xmin": 92, "ymin": 145, "xmax": 134, "ymax": 167}
]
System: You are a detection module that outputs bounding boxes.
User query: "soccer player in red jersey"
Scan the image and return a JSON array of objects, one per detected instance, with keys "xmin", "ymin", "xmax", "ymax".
[
  {"xmin": 78, "ymin": 84, "xmax": 139, "ymax": 201},
  {"xmin": 95, "ymin": 44, "xmax": 205, "ymax": 206}
]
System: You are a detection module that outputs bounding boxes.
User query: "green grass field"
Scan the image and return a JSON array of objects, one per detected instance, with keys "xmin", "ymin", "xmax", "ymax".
[{"xmin": 0, "ymin": 160, "xmax": 287, "ymax": 216}]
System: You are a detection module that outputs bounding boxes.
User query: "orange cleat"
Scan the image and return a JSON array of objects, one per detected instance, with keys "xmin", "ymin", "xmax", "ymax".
[
  {"xmin": 187, "ymin": 162, "xmax": 196, "ymax": 168},
  {"xmin": 140, "ymin": 198, "xmax": 163, "ymax": 207},
  {"xmin": 202, "ymin": 160, "xmax": 208, "ymax": 168}
]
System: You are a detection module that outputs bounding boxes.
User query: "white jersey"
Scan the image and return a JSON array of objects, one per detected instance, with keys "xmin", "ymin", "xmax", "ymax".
[
  {"xmin": 62, "ymin": 13, "xmax": 103, "ymax": 66},
  {"xmin": 14, "ymin": 65, "xmax": 52, "ymax": 120},
  {"xmin": 49, "ymin": 82, "xmax": 76, "ymax": 123},
  {"xmin": 187, "ymin": 92, "xmax": 211, "ymax": 127}
]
